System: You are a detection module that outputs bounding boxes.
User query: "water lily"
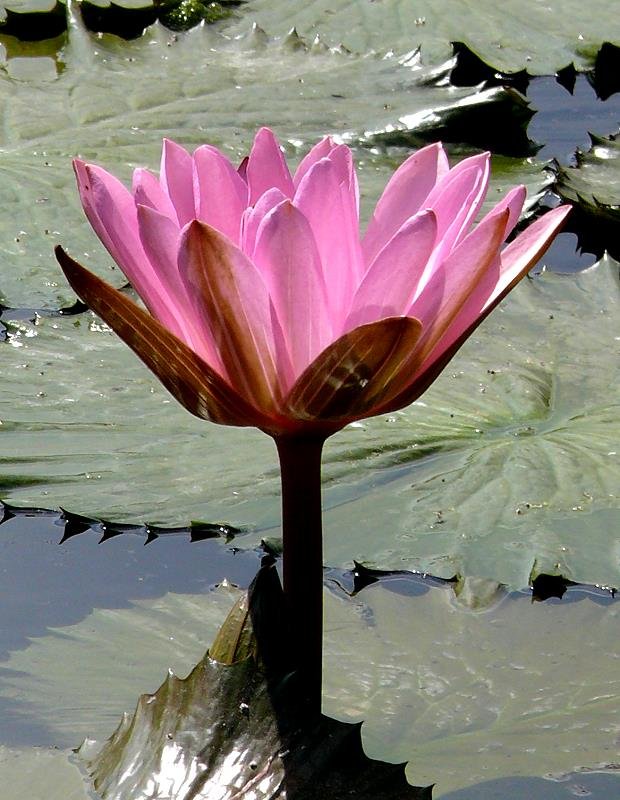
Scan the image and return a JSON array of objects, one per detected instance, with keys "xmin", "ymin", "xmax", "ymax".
[{"xmin": 56, "ymin": 128, "xmax": 569, "ymax": 712}]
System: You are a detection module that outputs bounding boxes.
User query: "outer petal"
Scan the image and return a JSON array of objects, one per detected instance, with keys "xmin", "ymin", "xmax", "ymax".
[
  {"xmin": 294, "ymin": 156, "xmax": 363, "ymax": 329},
  {"xmin": 160, "ymin": 139, "xmax": 195, "ymax": 227},
  {"xmin": 285, "ymin": 316, "xmax": 423, "ymax": 421},
  {"xmin": 55, "ymin": 247, "xmax": 272, "ymax": 429},
  {"xmin": 178, "ymin": 221, "xmax": 292, "ymax": 411},
  {"xmin": 375, "ymin": 205, "xmax": 571, "ymax": 416},
  {"xmin": 483, "ymin": 205, "xmax": 572, "ymax": 310},
  {"xmin": 193, "ymin": 145, "xmax": 248, "ymax": 245},
  {"xmin": 252, "ymin": 200, "xmax": 332, "ymax": 381},
  {"xmin": 362, "ymin": 142, "xmax": 449, "ymax": 265},
  {"xmin": 246, "ymin": 128, "xmax": 294, "ymax": 204},
  {"xmin": 345, "ymin": 209, "xmax": 437, "ymax": 330}
]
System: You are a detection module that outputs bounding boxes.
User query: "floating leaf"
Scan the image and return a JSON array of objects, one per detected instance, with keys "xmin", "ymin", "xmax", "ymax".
[
  {"xmin": 227, "ymin": 0, "xmax": 620, "ymax": 75},
  {"xmin": 554, "ymin": 132, "xmax": 620, "ymax": 259}
]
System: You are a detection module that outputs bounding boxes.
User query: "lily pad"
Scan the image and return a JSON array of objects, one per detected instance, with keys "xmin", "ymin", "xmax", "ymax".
[
  {"xmin": 316, "ymin": 255, "xmax": 620, "ymax": 589},
  {"xmin": 0, "ymin": 745, "xmax": 88, "ymax": 800},
  {"xmin": 553, "ymin": 132, "xmax": 620, "ymax": 259},
  {"xmin": 223, "ymin": 0, "xmax": 620, "ymax": 75}
]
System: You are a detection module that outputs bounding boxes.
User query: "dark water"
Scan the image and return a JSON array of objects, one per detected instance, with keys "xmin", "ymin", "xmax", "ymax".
[
  {"xmin": 526, "ymin": 74, "xmax": 619, "ymax": 273},
  {"xmin": 528, "ymin": 75, "xmax": 619, "ymax": 165}
]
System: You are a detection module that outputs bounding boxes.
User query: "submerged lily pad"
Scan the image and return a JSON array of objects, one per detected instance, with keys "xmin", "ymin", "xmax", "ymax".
[
  {"xmin": 2, "ymin": 568, "xmax": 617, "ymax": 797},
  {"xmin": 0, "ymin": 745, "xmax": 88, "ymax": 800}
]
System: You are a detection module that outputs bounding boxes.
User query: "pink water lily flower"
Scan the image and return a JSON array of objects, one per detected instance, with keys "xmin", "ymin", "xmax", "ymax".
[
  {"xmin": 57, "ymin": 128, "xmax": 569, "ymax": 440},
  {"xmin": 56, "ymin": 129, "xmax": 569, "ymax": 713}
]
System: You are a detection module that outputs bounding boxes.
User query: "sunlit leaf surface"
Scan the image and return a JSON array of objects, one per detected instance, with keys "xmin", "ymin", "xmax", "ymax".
[{"xmin": 224, "ymin": 0, "xmax": 619, "ymax": 74}]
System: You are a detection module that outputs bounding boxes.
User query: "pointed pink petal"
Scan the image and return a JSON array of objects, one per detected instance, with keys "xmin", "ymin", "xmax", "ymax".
[
  {"xmin": 374, "ymin": 206, "xmax": 571, "ymax": 417},
  {"xmin": 74, "ymin": 160, "xmax": 140, "ymax": 266},
  {"xmin": 294, "ymin": 156, "xmax": 363, "ymax": 328},
  {"xmin": 55, "ymin": 247, "xmax": 272, "ymax": 428},
  {"xmin": 136, "ymin": 205, "xmax": 224, "ymax": 374},
  {"xmin": 492, "ymin": 184, "xmax": 527, "ymax": 239},
  {"xmin": 409, "ymin": 207, "xmax": 510, "ymax": 358},
  {"xmin": 74, "ymin": 163, "xmax": 178, "ymax": 329},
  {"xmin": 193, "ymin": 145, "xmax": 248, "ymax": 246},
  {"xmin": 160, "ymin": 139, "xmax": 196, "ymax": 227},
  {"xmin": 485, "ymin": 204, "xmax": 572, "ymax": 309},
  {"xmin": 252, "ymin": 200, "xmax": 332, "ymax": 380},
  {"xmin": 293, "ymin": 136, "xmax": 337, "ymax": 188},
  {"xmin": 427, "ymin": 154, "xmax": 489, "ymax": 244},
  {"xmin": 345, "ymin": 209, "xmax": 437, "ymax": 330},
  {"xmin": 132, "ymin": 168, "xmax": 177, "ymax": 220},
  {"xmin": 241, "ymin": 187, "xmax": 288, "ymax": 258},
  {"xmin": 362, "ymin": 142, "xmax": 449, "ymax": 265},
  {"xmin": 411, "ymin": 155, "xmax": 491, "ymax": 300},
  {"xmin": 178, "ymin": 221, "xmax": 292, "ymax": 411},
  {"xmin": 285, "ymin": 317, "xmax": 423, "ymax": 422},
  {"xmin": 246, "ymin": 128, "xmax": 294, "ymax": 204}
]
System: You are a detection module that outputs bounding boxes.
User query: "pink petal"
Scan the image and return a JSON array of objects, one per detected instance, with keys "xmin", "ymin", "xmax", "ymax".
[
  {"xmin": 374, "ymin": 205, "xmax": 571, "ymax": 417},
  {"xmin": 252, "ymin": 200, "xmax": 332, "ymax": 381},
  {"xmin": 55, "ymin": 247, "xmax": 271, "ymax": 429},
  {"xmin": 484, "ymin": 204, "xmax": 572, "ymax": 310},
  {"xmin": 293, "ymin": 136, "xmax": 337, "ymax": 188},
  {"xmin": 160, "ymin": 139, "xmax": 195, "ymax": 227},
  {"xmin": 75, "ymin": 163, "xmax": 174, "ymax": 319},
  {"xmin": 178, "ymin": 221, "xmax": 292, "ymax": 411},
  {"xmin": 132, "ymin": 168, "xmax": 177, "ymax": 220},
  {"xmin": 492, "ymin": 184, "xmax": 527, "ymax": 239},
  {"xmin": 345, "ymin": 209, "xmax": 437, "ymax": 330},
  {"xmin": 193, "ymin": 145, "xmax": 248, "ymax": 246},
  {"xmin": 362, "ymin": 142, "xmax": 449, "ymax": 265},
  {"xmin": 136, "ymin": 205, "xmax": 224, "ymax": 374},
  {"xmin": 412, "ymin": 155, "xmax": 491, "ymax": 300},
  {"xmin": 285, "ymin": 316, "xmax": 423, "ymax": 422},
  {"xmin": 409, "ymin": 206, "xmax": 510, "ymax": 348},
  {"xmin": 246, "ymin": 127, "xmax": 294, "ymax": 205},
  {"xmin": 241, "ymin": 187, "xmax": 288, "ymax": 258},
  {"xmin": 294, "ymin": 156, "xmax": 363, "ymax": 329}
]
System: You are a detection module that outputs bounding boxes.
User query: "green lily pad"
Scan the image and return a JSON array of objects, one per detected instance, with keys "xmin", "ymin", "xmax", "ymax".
[
  {"xmin": 554, "ymin": 132, "xmax": 620, "ymax": 259},
  {"xmin": 226, "ymin": 0, "xmax": 620, "ymax": 75},
  {"xmin": 317, "ymin": 255, "xmax": 620, "ymax": 589},
  {"xmin": 325, "ymin": 579, "xmax": 620, "ymax": 796}
]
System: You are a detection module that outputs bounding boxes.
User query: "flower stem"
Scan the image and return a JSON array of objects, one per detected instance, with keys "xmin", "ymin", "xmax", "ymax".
[{"xmin": 274, "ymin": 433, "xmax": 326, "ymax": 717}]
